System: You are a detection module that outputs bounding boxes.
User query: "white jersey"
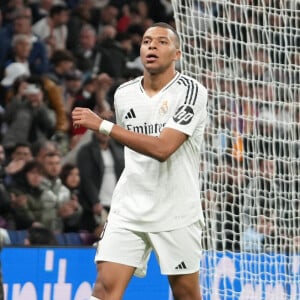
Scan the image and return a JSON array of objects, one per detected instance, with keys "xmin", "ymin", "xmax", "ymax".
[{"xmin": 109, "ymin": 72, "xmax": 208, "ymax": 232}]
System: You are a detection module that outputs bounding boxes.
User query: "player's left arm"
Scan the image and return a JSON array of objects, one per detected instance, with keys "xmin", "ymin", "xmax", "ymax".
[{"xmin": 72, "ymin": 106, "xmax": 186, "ymax": 162}]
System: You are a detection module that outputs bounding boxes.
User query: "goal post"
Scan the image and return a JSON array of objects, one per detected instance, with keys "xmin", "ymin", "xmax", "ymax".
[{"xmin": 171, "ymin": 0, "xmax": 300, "ymax": 299}]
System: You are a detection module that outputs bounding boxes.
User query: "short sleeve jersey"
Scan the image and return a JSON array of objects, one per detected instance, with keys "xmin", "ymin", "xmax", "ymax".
[{"xmin": 109, "ymin": 72, "xmax": 208, "ymax": 232}]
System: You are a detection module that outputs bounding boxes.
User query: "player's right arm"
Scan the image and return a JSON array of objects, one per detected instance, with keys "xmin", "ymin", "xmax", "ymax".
[{"xmin": 72, "ymin": 107, "xmax": 187, "ymax": 162}]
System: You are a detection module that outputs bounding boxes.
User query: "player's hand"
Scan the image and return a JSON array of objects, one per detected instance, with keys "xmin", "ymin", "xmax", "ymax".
[{"xmin": 72, "ymin": 107, "xmax": 102, "ymax": 131}]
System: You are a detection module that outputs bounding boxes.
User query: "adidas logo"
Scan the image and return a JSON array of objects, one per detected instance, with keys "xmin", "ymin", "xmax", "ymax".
[
  {"xmin": 125, "ymin": 108, "xmax": 136, "ymax": 119},
  {"xmin": 175, "ymin": 261, "xmax": 187, "ymax": 270}
]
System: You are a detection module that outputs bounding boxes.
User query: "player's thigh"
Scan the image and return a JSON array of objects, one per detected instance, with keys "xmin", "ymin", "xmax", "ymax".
[
  {"xmin": 168, "ymin": 271, "xmax": 202, "ymax": 300},
  {"xmin": 149, "ymin": 221, "xmax": 202, "ymax": 275},
  {"xmin": 94, "ymin": 261, "xmax": 135, "ymax": 298},
  {"xmin": 95, "ymin": 221, "xmax": 152, "ymax": 278}
]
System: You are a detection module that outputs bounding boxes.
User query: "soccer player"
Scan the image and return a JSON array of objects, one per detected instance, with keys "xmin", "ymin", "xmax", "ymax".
[{"xmin": 72, "ymin": 22, "xmax": 208, "ymax": 300}]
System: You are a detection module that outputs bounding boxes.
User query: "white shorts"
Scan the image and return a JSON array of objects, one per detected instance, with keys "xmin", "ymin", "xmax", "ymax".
[{"xmin": 94, "ymin": 221, "xmax": 202, "ymax": 277}]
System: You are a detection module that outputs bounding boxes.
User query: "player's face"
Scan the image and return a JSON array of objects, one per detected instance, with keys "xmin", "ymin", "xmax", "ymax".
[{"xmin": 140, "ymin": 26, "xmax": 181, "ymax": 74}]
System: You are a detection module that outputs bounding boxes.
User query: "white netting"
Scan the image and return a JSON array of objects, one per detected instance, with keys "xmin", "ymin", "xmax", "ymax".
[{"xmin": 171, "ymin": 0, "xmax": 299, "ymax": 299}]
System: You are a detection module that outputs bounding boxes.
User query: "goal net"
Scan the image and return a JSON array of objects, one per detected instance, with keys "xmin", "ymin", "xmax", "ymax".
[{"xmin": 171, "ymin": 0, "xmax": 300, "ymax": 299}]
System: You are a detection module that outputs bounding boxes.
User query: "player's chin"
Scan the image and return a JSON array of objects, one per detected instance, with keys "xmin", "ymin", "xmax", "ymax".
[{"xmin": 144, "ymin": 65, "xmax": 163, "ymax": 75}]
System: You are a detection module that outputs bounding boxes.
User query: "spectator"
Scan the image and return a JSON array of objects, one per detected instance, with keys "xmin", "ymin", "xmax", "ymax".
[
  {"xmin": 29, "ymin": 0, "xmax": 55, "ymax": 24},
  {"xmin": 46, "ymin": 49, "xmax": 75, "ymax": 86},
  {"xmin": 60, "ymin": 162, "xmax": 80, "ymax": 198},
  {"xmin": 2, "ymin": 82, "xmax": 56, "ymax": 151},
  {"xmin": 44, "ymin": 78, "xmax": 70, "ymax": 134},
  {"xmin": 4, "ymin": 142, "xmax": 33, "ymax": 184},
  {"xmin": 76, "ymin": 130, "xmax": 124, "ymax": 233},
  {"xmin": 1, "ymin": 1, "xmax": 27, "ymax": 27},
  {"xmin": 32, "ymin": 139, "xmax": 59, "ymax": 164},
  {"xmin": 100, "ymin": 29, "xmax": 134, "ymax": 80},
  {"xmin": 7, "ymin": 159, "xmax": 44, "ymax": 230},
  {"xmin": 63, "ymin": 69, "xmax": 83, "ymax": 115},
  {"xmin": 116, "ymin": 3, "xmax": 136, "ymax": 33},
  {"xmin": 64, "ymin": 69, "xmax": 83, "ymax": 96},
  {"xmin": 4, "ymin": 34, "xmax": 32, "ymax": 75},
  {"xmin": 32, "ymin": 3, "xmax": 70, "ymax": 58},
  {"xmin": 24, "ymin": 224, "xmax": 58, "ymax": 246},
  {"xmin": 71, "ymin": 24, "xmax": 115, "ymax": 79},
  {"xmin": 40, "ymin": 151, "xmax": 82, "ymax": 233},
  {"xmin": 26, "ymin": 75, "xmax": 70, "ymax": 144},
  {"xmin": 66, "ymin": 0, "xmax": 98, "ymax": 50},
  {"xmin": 94, "ymin": 3, "xmax": 119, "ymax": 36},
  {"xmin": 0, "ymin": 62, "xmax": 29, "ymax": 109},
  {"xmin": 0, "ymin": 6, "xmax": 49, "ymax": 75},
  {"xmin": 60, "ymin": 162, "xmax": 82, "ymax": 232},
  {"xmin": 129, "ymin": 0, "xmax": 151, "ymax": 29},
  {"xmin": 0, "ymin": 142, "xmax": 33, "ymax": 228},
  {"xmin": 70, "ymin": 74, "xmax": 96, "ymax": 114}
]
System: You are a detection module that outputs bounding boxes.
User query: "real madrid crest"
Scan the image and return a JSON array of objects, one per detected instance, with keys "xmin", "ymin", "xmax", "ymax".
[{"xmin": 159, "ymin": 100, "xmax": 168, "ymax": 115}]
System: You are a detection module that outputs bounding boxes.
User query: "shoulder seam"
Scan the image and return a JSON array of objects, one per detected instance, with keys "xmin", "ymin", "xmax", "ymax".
[
  {"xmin": 177, "ymin": 75, "xmax": 199, "ymax": 105},
  {"xmin": 117, "ymin": 77, "xmax": 141, "ymax": 92}
]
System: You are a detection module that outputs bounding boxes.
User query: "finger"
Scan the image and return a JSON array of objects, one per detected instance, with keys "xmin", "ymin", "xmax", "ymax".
[
  {"xmin": 73, "ymin": 107, "xmax": 83, "ymax": 114},
  {"xmin": 72, "ymin": 109, "xmax": 82, "ymax": 116},
  {"xmin": 72, "ymin": 112, "xmax": 80, "ymax": 119}
]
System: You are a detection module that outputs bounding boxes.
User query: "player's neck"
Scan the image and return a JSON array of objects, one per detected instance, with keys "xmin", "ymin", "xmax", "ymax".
[{"xmin": 143, "ymin": 69, "xmax": 177, "ymax": 97}]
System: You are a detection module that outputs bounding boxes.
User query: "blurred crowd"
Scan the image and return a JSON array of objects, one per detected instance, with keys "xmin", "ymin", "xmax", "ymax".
[
  {"xmin": 193, "ymin": 0, "xmax": 300, "ymax": 253},
  {"xmin": 0, "ymin": 0, "xmax": 174, "ymax": 246},
  {"xmin": 0, "ymin": 0, "xmax": 299, "ymax": 253}
]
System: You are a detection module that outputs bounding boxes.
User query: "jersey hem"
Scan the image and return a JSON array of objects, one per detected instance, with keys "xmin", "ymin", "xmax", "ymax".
[{"xmin": 107, "ymin": 213, "xmax": 205, "ymax": 233}]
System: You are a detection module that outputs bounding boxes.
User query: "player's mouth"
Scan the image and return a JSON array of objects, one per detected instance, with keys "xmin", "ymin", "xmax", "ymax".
[{"xmin": 146, "ymin": 54, "xmax": 158, "ymax": 63}]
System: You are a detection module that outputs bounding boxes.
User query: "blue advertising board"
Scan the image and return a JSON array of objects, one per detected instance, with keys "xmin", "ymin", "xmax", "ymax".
[
  {"xmin": 1, "ymin": 248, "xmax": 300, "ymax": 300},
  {"xmin": 1, "ymin": 247, "xmax": 169, "ymax": 300},
  {"xmin": 200, "ymin": 251, "xmax": 300, "ymax": 300}
]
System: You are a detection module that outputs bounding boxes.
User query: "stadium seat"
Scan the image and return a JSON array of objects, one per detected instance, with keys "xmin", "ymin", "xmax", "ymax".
[
  {"xmin": 55, "ymin": 233, "xmax": 66, "ymax": 245},
  {"xmin": 63, "ymin": 232, "xmax": 83, "ymax": 245},
  {"xmin": 7, "ymin": 230, "xmax": 28, "ymax": 245}
]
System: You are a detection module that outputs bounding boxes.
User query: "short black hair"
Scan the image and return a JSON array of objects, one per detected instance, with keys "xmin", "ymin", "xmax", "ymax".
[
  {"xmin": 51, "ymin": 49, "xmax": 75, "ymax": 65},
  {"xmin": 44, "ymin": 151, "xmax": 61, "ymax": 159},
  {"xmin": 49, "ymin": 4, "xmax": 68, "ymax": 17},
  {"xmin": 147, "ymin": 22, "xmax": 180, "ymax": 48},
  {"xmin": 13, "ymin": 142, "xmax": 32, "ymax": 152},
  {"xmin": 27, "ymin": 226, "xmax": 57, "ymax": 246}
]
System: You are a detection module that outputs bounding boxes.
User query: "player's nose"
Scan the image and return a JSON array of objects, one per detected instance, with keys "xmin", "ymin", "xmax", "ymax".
[{"xmin": 148, "ymin": 40, "xmax": 157, "ymax": 49}]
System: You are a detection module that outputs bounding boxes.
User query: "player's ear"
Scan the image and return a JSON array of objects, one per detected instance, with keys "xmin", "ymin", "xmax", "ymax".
[{"xmin": 174, "ymin": 49, "xmax": 181, "ymax": 62}]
